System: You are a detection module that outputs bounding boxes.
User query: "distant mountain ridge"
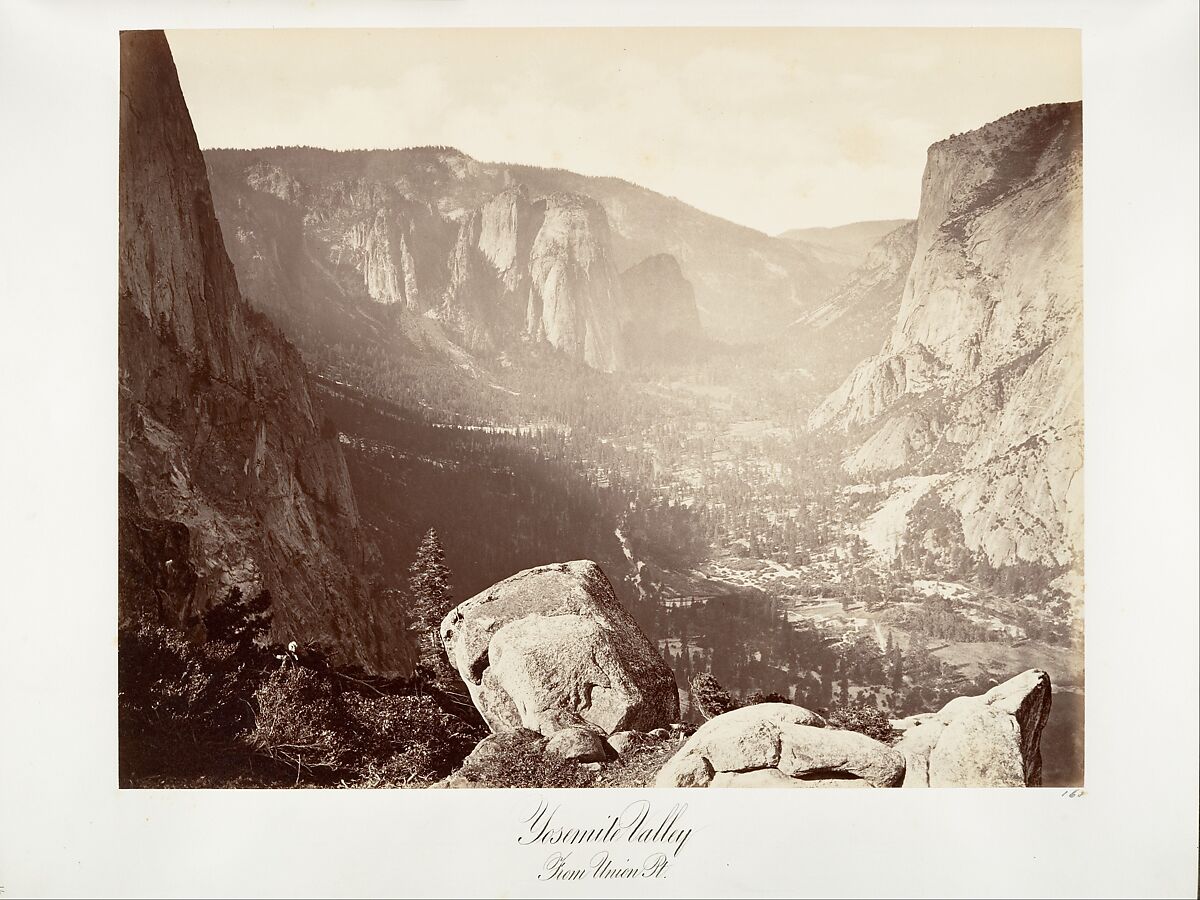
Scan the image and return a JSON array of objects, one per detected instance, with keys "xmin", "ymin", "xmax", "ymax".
[
  {"xmin": 204, "ymin": 146, "xmax": 841, "ymax": 371},
  {"xmin": 787, "ymin": 220, "xmax": 918, "ymax": 388},
  {"xmin": 779, "ymin": 218, "xmax": 914, "ymax": 283}
]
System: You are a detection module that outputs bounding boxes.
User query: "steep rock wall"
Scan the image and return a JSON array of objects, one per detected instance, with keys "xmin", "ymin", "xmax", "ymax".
[
  {"xmin": 118, "ymin": 30, "xmax": 413, "ymax": 674},
  {"xmin": 809, "ymin": 103, "xmax": 1083, "ymax": 568}
]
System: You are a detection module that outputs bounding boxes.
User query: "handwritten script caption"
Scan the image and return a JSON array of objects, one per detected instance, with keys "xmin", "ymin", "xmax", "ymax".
[{"xmin": 518, "ymin": 799, "xmax": 694, "ymax": 882}]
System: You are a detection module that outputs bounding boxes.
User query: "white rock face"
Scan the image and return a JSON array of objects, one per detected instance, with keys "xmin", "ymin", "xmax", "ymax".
[
  {"xmin": 893, "ymin": 668, "xmax": 1053, "ymax": 787},
  {"xmin": 440, "ymin": 561, "xmax": 679, "ymax": 736},
  {"xmin": 809, "ymin": 103, "xmax": 1083, "ymax": 568},
  {"xmin": 654, "ymin": 703, "xmax": 907, "ymax": 789},
  {"xmin": 526, "ymin": 194, "xmax": 629, "ymax": 372},
  {"xmin": 437, "ymin": 186, "xmax": 634, "ymax": 370},
  {"xmin": 477, "ymin": 184, "xmax": 540, "ymax": 286},
  {"xmin": 360, "ymin": 210, "xmax": 410, "ymax": 306}
]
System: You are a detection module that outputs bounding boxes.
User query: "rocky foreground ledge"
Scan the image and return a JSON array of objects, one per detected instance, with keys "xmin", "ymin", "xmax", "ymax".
[
  {"xmin": 654, "ymin": 669, "xmax": 1050, "ymax": 788},
  {"xmin": 438, "ymin": 560, "xmax": 1052, "ymax": 789}
]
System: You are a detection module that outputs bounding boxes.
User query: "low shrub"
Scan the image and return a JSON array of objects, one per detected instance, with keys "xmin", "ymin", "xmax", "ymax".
[
  {"xmin": 250, "ymin": 666, "xmax": 484, "ymax": 785},
  {"xmin": 744, "ymin": 689, "xmax": 791, "ymax": 705},
  {"xmin": 119, "ymin": 587, "xmax": 485, "ymax": 787},
  {"xmin": 118, "ymin": 615, "xmax": 258, "ymax": 733},
  {"xmin": 118, "ymin": 612, "xmax": 282, "ymax": 785},
  {"xmin": 822, "ymin": 704, "xmax": 897, "ymax": 745},
  {"xmin": 453, "ymin": 731, "xmax": 595, "ymax": 789}
]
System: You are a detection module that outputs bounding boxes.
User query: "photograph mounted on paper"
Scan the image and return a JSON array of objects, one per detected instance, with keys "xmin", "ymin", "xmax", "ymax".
[{"xmin": 117, "ymin": 27, "xmax": 1083, "ymax": 789}]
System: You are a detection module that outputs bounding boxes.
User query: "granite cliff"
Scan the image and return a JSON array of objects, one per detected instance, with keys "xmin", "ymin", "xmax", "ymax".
[
  {"xmin": 619, "ymin": 252, "xmax": 703, "ymax": 360},
  {"xmin": 204, "ymin": 147, "xmax": 833, "ymax": 371},
  {"xmin": 809, "ymin": 103, "xmax": 1083, "ymax": 570},
  {"xmin": 118, "ymin": 31, "xmax": 412, "ymax": 674}
]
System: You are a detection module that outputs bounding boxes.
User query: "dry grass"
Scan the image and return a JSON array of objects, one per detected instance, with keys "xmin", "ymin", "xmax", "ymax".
[{"xmin": 589, "ymin": 738, "xmax": 684, "ymax": 788}]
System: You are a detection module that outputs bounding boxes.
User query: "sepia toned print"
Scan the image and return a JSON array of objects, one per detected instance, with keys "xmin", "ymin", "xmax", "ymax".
[{"xmin": 118, "ymin": 27, "xmax": 1082, "ymax": 789}]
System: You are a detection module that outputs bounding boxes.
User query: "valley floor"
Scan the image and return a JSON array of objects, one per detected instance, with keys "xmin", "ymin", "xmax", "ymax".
[{"xmin": 305, "ymin": 342, "xmax": 1085, "ymax": 785}]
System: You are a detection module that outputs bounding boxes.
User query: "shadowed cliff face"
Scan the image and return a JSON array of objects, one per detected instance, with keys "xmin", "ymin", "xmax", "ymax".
[
  {"xmin": 118, "ymin": 30, "xmax": 413, "ymax": 675},
  {"xmin": 809, "ymin": 102, "xmax": 1083, "ymax": 569},
  {"xmin": 619, "ymin": 253, "xmax": 703, "ymax": 362}
]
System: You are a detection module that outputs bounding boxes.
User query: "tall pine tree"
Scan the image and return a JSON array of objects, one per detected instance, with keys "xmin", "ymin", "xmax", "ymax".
[
  {"xmin": 890, "ymin": 644, "xmax": 904, "ymax": 692},
  {"xmin": 408, "ymin": 528, "xmax": 455, "ymax": 684}
]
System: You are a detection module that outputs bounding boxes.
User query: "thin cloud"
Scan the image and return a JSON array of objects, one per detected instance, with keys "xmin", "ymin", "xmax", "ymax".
[{"xmin": 168, "ymin": 27, "xmax": 1080, "ymax": 233}]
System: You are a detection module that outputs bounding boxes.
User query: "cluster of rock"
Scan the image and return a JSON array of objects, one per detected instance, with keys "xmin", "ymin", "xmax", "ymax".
[
  {"xmin": 442, "ymin": 723, "xmax": 683, "ymax": 788},
  {"xmin": 437, "ymin": 560, "xmax": 1053, "ymax": 790},
  {"xmin": 656, "ymin": 668, "xmax": 1050, "ymax": 789}
]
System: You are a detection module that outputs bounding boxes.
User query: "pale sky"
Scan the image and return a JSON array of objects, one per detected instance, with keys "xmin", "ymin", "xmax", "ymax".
[{"xmin": 167, "ymin": 28, "xmax": 1080, "ymax": 235}]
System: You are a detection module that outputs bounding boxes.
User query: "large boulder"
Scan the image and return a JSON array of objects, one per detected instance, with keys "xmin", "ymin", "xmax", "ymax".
[
  {"xmin": 893, "ymin": 669, "xmax": 1052, "ymax": 787},
  {"xmin": 545, "ymin": 726, "xmax": 611, "ymax": 763},
  {"xmin": 440, "ymin": 561, "xmax": 679, "ymax": 736},
  {"xmin": 608, "ymin": 730, "xmax": 655, "ymax": 755},
  {"xmin": 928, "ymin": 706, "xmax": 1026, "ymax": 787},
  {"xmin": 654, "ymin": 702, "xmax": 905, "ymax": 789}
]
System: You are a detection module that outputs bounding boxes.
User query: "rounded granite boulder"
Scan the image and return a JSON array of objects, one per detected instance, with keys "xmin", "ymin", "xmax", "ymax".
[
  {"xmin": 440, "ymin": 560, "xmax": 680, "ymax": 736},
  {"xmin": 892, "ymin": 669, "xmax": 1052, "ymax": 787},
  {"xmin": 545, "ymin": 726, "xmax": 611, "ymax": 763},
  {"xmin": 655, "ymin": 702, "xmax": 905, "ymax": 789}
]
